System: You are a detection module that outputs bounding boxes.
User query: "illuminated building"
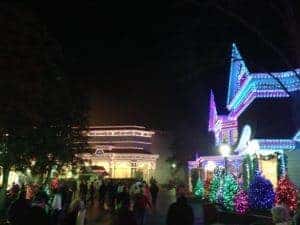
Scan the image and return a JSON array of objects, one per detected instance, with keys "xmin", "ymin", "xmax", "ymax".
[
  {"xmin": 208, "ymin": 43, "xmax": 300, "ymax": 147},
  {"xmin": 208, "ymin": 90, "xmax": 238, "ymax": 146},
  {"xmin": 79, "ymin": 126, "xmax": 159, "ymax": 181},
  {"xmin": 189, "ymin": 43, "xmax": 300, "ymax": 190}
]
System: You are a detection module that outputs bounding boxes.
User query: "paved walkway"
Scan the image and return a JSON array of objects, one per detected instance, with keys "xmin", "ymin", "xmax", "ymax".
[{"xmin": 86, "ymin": 190, "xmax": 204, "ymax": 225}]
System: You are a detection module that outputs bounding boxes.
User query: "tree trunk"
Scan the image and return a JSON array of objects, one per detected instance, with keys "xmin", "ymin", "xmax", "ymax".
[{"xmin": 0, "ymin": 166, "xmax": 10, "ymax": 217}]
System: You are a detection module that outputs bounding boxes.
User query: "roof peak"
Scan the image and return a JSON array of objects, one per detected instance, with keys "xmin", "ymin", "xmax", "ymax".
[
  {"xmin": 227, "ymin": 43, "xmax": 250, "ymax": 106},
  {"xmin": 208, "ymin": 90, "xmax": 218, "ymax": 131}
]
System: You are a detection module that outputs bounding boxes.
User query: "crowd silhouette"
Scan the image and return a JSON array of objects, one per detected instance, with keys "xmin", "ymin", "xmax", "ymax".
[{"xmin": 4, "ymin": 177, "xmax": 161, "ymax": 225}]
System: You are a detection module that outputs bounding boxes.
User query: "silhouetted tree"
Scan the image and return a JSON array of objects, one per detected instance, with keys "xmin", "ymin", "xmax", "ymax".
[{"xmin": 0, "ymin": 3, "xmax": 88, "ymax": 211}]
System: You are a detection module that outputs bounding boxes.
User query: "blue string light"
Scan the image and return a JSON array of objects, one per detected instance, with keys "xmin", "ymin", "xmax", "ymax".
[{"xmin": 249, "ymin": 174, "xmax": 275, "ymax": 210}]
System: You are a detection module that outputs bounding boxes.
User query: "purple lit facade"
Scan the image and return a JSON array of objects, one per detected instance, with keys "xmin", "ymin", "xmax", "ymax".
[
  {"xmin": 208, "ymin": 91, "xmax": 238, "ymax": 146},
  {"xmin": 188, "ymin": 44, "xmax": 300, "ymax": 190},
  {"xmin": 208, "ymin": 43, "xmax": 300, "ymax": 148}
]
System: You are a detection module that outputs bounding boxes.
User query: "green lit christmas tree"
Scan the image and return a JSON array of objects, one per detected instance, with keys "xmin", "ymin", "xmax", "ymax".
[
  {"xmin": 223, "ymin": 174, "xmax": 239, "ymax": 211},
  {"xmin": 193, "ymin": 178, "xmax": 204, "ymax": 199},
  {"xmin": 209, "ymin": 173, "xmax": 222, "ymax": 203}
]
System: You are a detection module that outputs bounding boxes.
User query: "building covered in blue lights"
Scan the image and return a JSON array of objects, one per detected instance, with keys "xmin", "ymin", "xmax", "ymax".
[{"xmin": 189, "ymin": 43, "xmax": 300, "ymax": 189}]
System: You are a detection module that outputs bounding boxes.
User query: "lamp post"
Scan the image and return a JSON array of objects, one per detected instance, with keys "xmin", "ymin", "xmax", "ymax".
[
  {"xmin": 247, "ymin": 140, "xmax": 259, "ymax": 156},
  {"xmin": 219, "ymin": 144, "xmax": 231, "ymax": 174},
  {"xmin": 246, "ymin": 140, "xmax": 260, "ymax": 173}
]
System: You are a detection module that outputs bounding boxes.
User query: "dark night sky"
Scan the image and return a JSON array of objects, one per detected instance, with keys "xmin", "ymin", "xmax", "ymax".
[{"xmin": 32, "ymin": 1, "xmax": 299, "ymax": 157}]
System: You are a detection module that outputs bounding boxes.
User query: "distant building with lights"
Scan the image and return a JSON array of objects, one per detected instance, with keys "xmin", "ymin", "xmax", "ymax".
[
  {"xmin": 79, "ymin": 126, "xmax": 159, "ymax": 181},
  {"xmin": 188, "ymin": 43, "xmax": 300, "ymax": 190}
]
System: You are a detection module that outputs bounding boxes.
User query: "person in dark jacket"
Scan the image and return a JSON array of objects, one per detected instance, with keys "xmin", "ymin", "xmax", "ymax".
[
  {"xmin": 116, "ymin": 186, "xmax": 130, "ymax": 210},
  {"xmin": 166, "ymin": 195, "xmax": 194, "ymax": 225},
  {"xmin": 111, "ymin": 196, "xmax": 137, "ymax": 225},
  {"xmin": 79, "ymin": 180, "xmax": 88, "ymax": 204},
  {"xmin": 133, "ymin": 187, "xmax": 151, "ymax": 225},
  {"xmin": 89, "ymin": 181, "xmax": 95, "ymax": 205},
  {"xmin": 8, "ymin": 190, "xmax": 30, "ymax": 225},
  {"xmin": 107, "ymin": 180, "xmax": 117, "ymax": 211},
  {"xmin": 27, "ymin": 191, "xmax": 50, "ymax": 225},
  {"xmin": 98, "ymin": 181, "xmax": 107, "ymax": 208},
  {"xmin": 149, "ymin": 181, "xmax": 159, "ymax": 208}
]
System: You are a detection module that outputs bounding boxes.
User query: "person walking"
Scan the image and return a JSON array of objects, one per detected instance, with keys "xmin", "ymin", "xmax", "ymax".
[
  {"xmin": 98, "ymin": 180, "xmax": 107, "ymax": 209},
  {"xmin": 149, "ymin": 180, "xmax": 159, "ymax": 208},
  {"xmin": 65, "ymin": 199, "xmax": 86, "ymax": 225},
  {"xmin": 293, "ymin": 203, "xmax": 300, "ymax": 225},
  {"xmin": 51, "ymin": 189, "xmax": 62, "ymax": 225},
  {"xmin": 27, "ymin": 191, "xmax": 50, "ymax": 225},
  {"xmin": 112, "ymin": 196, "xmax": 137, "ymax": 225},
  {"xmin": 89, "ymin": 181, "xmax": 95, "ymax": 205},
  {"xmin": 271, "ymin": 205, "xmax": 291, "ymax": 225},
  {"xmin": 142, "ymin": 182, "xmax": 152, "ymax": 208},
  {"xmin": 79, "ymin": 180, "xmax": 85, "ymax": 203},
  {"xmin": 133, "ymin": 186, "xmax": 151, "ymax": 225},
  {"xmin": 116, "ymin": 186, "xmax": 130, "ymax": 210},
  {"xmin": 80, "ymin": 181, "xmax": 88, "ymax": 205},
  {"xmin": 166, "ymin": 193, "xmax": 194, "ymax": 225},
  {"xmin": 8, "ymin": 190, "xmax": 30, "ymax": 225},
  {"xmin": 107, "ymin": 180, "xmax": 117, "ymax": 211}
]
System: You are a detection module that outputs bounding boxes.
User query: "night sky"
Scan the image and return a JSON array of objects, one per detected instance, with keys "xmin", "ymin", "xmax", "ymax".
[{"xmin": 32, "ymin": 1, "xmax": 299, "ymax": 157}]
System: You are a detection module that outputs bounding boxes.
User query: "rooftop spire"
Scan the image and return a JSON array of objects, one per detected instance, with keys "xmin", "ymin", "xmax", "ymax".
[
  {"xmin": 227, "ymin": 43, "xmax": 249, "ymax": 107},
  {"xmin": 208, "ymin": 90, "xmax": 218, "ymax": 131}
]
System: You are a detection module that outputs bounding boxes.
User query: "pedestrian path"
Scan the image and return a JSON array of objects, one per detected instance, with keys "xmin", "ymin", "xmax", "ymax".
[
  {"xmin": 85, "ymin": 201, "xmax": 110, "ymax": 225},
  {"xmin": 190, "ymin": 199, "xmax": 204, "ymax": 225},
  {"xmin": 87, "ymin": 189, "xmax": 205, "ymax": 225}
]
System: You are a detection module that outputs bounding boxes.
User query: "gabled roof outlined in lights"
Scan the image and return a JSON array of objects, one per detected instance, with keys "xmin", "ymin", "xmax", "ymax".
[
  {"xmin": 208, "ymin": 43, "xmax": 300, "ymax": 148},
  {"xmin": 226, "ymin": 43, "xmax": 300, "ymax": 118}
]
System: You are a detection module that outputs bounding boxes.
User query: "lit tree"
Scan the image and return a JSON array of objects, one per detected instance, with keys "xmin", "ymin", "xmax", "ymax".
[
  {"xmin": 242, "ymin": 155, "xmax": 253, "ymax": 190},
  {"xmin": 209, "ymin": 168, "xmax": 223, "ymax": 203},
  {"xmin": 209, "ymin": 175, "xmax": 220, "ymax": 203},
  {"xmin": 275, "ymin": 176, "xmax": 298, "ymax": 213},
  {"xmin": 249, "ymin": 174, "xmax": 275, "ymax": 210},
  {"xmin": 193, "ymin": 177, "xmax": 204, "ymax": 199},
  {"xmin": 234, "ymin": 189, "xmax": 249, "ymax": 214},
  {"xmin": 222, "ymin": 174, "xmax": 238, "ymax": 211},
  {"xmin": 0, "ymin": 3, "xmax": 88, "ymax": 210},
  {"xmin": 191, "ymin": 169, "xmax": 199, "ymax": 190}
]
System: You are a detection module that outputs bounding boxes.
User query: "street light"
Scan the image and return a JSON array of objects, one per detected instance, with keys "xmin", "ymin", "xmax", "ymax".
[
  {"xmin": 246, "ymin": 140, "xmax": 260, "ymax": 172},
  {"xmin": 246, "ymin": 140, "xmax": 259, "ymax": 156},
  {"xmin": 219, "ymin": 144, "xmax": 231, "ymax": 174},
  {"xmin": 171, "ymin": 163, "xmax": 177, "ymax": 169}
]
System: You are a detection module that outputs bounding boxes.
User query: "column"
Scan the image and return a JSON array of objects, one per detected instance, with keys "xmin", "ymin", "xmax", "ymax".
[{"xmin": 188, "ymin": 167, "xmax": 192, "ymax": 192}]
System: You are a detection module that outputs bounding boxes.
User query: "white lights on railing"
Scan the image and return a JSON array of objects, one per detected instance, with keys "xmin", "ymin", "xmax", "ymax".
[
  {"xmin": 205, "ymin": 161, "xmax": 216, "ymax": 171},
  {"xmin": 86, "ymin": 129, "xmax": 155, "ymax": 137}
]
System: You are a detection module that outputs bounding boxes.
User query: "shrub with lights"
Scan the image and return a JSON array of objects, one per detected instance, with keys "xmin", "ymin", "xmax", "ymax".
[
  {"xmin": 222, "ymin": 174, "xmax": 239, "ymax": 211},
  {"xmin": 193, "ymin": 177, "xmax": 204, "ymax": 199},
  {"xmin": 208, "ymin": 175, "xmax": 221, "ymax": 203},
  {"xmin": 234, "ymin": 189, "xmax": 249, "ymax": 214},
  {"xmin": 208, "ymin": 167, "xmax": 223, "ymax": 203},
  {"xmin": 275, "ymin": 176, "xmax": 298, "ymax": 213},
  {"xmin": 248, "ymin": 173, "xmax": 275, "ymax": 210}
]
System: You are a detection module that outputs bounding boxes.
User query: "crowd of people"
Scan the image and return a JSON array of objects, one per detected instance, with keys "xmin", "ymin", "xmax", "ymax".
[
  {"xmin": 4, "ymin": 177, "xmax": 161, "ymax": 225},
  {"xmin": 6, "ymin": 180, "xmax": 85, "ymax": 225},
  {"xmin": 94, "ymin": 178, "xmax": 160, "ymax": 225},
  {"xmin": 14, "ymin": 177, "xmax": 300, "ymax": 225},
  {"xmin": 4, "ymin": 177, "xmax": 200, "ymax": 225}
]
